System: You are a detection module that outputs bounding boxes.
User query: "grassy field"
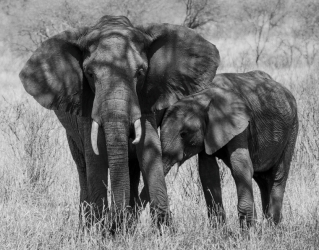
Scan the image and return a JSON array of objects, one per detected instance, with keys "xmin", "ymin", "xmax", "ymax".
[{"xmin": 0, "ymin": 41, "xmax": 319, "ymax": 249}]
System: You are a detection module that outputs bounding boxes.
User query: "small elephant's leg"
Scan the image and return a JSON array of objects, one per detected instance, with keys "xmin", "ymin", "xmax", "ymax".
[
  {"xmin": 266, "ymin": 154, "xmax": 292, "ymax": 224},
  {"xmin": 227, "ymin": 132, "xmax": 256, "ymax": 228},
  {"xmin": 253, "ymin": 174, "xmax": 271, "ymax": 216},
  {"xmin": 265, "ymin": 174, "xmax": 286, "ymax": 225},
  {"xmin": 265, "ymin": 123, "xmax": 297, "ymax": 225},
  {"xmin": 198, "ymin": 151, "xmax": 226, "ymax": 224}
]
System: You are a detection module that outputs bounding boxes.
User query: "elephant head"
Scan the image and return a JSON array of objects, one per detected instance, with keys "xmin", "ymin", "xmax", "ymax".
[
  {"xmin": 160, "ymin": 81, "xmax": 250, "ymax": 170},
  {"xmin": 19, "ymin": 15, "xmax": 220, "ymax": 217}
]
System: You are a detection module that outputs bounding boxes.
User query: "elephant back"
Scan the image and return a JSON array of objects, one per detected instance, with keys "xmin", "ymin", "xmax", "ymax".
[{"xmin": 211, "ymin": 71, "xmax": 298, "ymax": 170}]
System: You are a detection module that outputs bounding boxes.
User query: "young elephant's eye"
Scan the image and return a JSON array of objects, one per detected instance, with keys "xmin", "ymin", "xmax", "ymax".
[
  {"xmin": 180, "ymin": 131, "xmax": 187, "ymax": 139},
  {"xmin": 85, "ymin": 68, "xmax": 95, "ymax": 80}
]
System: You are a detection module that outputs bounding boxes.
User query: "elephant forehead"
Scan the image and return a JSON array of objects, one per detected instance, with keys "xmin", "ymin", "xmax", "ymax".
[
  {"xmin": 173, "ymin": 99, "xmax": 204, "ymax": 115},
  {"xmin": 83, "ymin": 39, "xmax": 146, "ymax": 79},
  {"xmin": 166, "ymin": 103, "xmax": 202, "ymax": 127},
  {"xmin": 85, "ymin": 29, "xmax": 146, "ymax": 64}
]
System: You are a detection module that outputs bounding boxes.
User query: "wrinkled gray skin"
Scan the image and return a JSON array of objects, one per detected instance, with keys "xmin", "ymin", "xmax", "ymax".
[
  {"xmin": 157, "ymin": 71, "xmax": 298, "ymax": 227},
  {"xmin": 19, "ymin": 15, "xmax": 220, "ymax": 230}
]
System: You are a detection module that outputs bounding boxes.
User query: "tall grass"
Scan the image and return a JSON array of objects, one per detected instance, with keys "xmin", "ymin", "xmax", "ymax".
[{"xmin": 0, "ymin": 43, "xmax": 318, "ymax": 249}]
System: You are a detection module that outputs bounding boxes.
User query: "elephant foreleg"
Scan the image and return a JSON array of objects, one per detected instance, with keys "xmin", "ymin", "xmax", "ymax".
[
  {"xmin": 128, "ymin": 155, "xmax": 141, "ymax": 213},
  {"xmin": 66, "ymin": 134, "xmax": 88, "ymax": 212},
  {"xmin": 83, "ymin": 121, "xmax": 109, "ymax": 224},
  {"xmin": 135, "ymin": 114, "xmax": 170, "ymax": 227},
  {"xmin": 198, "ymin": 152, "xmax": 226, "ymax": 224},
  {"xmin": 227, "ymin": 131, "xmax": 256, "ymax": 229}
]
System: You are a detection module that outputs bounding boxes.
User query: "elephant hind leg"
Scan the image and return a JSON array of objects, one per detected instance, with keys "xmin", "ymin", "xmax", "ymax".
[
  {"xmin": 263, "ymin": 122, "xmax": 298, "ymax": 225},
  {"xmin": 253, "ymin": 162, "xmax": 291, "ymax": 226},
  {"xmin": 253, "ymin": 173, "xmax": 272, "ymax": 217},
  {"xmin": 263, "ymin": 168, "xmax": 288, "ymax": 225},
  {"xmin": 254, "ymin": 168, "xmax": 287, "ymax": 225},
  {"xmin": 266, "ymin": 145, "xmax": 296, "ymax": 224},
  {"xmin": 254, "ymin": 159, "xmax": 290, "ymax": 225}
]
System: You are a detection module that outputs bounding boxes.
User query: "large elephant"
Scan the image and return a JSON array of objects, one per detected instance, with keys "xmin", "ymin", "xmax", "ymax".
[
  {"xmin": 18, "ymin": 15, "xmax": 220, "ymax": 229},
  {"xmin": 156, "ymin": 70, "xmax": 298, "ymax": 227}
]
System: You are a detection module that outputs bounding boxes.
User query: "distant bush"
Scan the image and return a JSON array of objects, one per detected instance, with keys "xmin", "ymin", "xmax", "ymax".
[{"xmin": 0, "ymin": 97, "xmax": 63, "ymax": 194}]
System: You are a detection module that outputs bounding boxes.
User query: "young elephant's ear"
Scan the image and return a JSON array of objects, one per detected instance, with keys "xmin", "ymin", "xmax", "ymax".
[
  {"xmin": 203, "ymin": 87, "xmax": 250, "ymax": 155},
  {"xmin": 19, "ymin": 27, "xmax": 93, "ymax": 116},
  {"xmin": 137, "ymin": 23, "xmax": 220, "ymax": 112}
]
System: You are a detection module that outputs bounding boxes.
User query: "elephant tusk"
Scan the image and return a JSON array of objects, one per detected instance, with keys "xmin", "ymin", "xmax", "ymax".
[
  {"xmin": 91, "ymin": 120, "xmax": 99, "ymax": 155},
  {"xmin": 173, "ymin": 162, "xmax": 181, "ymax": 180},
  {"xmin": 132, "ymin": 119, "xmax": 142, "ymax": 145}
]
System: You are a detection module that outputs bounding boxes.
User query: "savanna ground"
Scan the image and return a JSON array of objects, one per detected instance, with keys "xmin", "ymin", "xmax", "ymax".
[{"xmin": 0, "ymin": 0, "xmax": 319, "ymax": 249}]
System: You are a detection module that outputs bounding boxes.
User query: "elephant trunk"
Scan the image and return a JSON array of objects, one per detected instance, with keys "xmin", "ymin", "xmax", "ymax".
[
  {"xmin": 160, "ymin": 130, "xmax": 183, "ymax": 172},
  {"xmin": 91, "ymin": 80, "xmax": 141, "ymax": 212},
  {"xmin": 103, "ymin": 119, "xmax": 130, "ymax": 209}
]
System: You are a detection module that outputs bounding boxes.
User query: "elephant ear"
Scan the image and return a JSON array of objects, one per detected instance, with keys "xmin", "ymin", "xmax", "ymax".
[
  {"xmin": 138, "ymin": 23, "xmax": 220, "ymax": 112},
  {"xmin": 19, "ymin": 27, "xmax": 93, "ymax": 116},
  {"xmin": 202, "ymin": 87, "xmax": 250, "ymax": 155}
]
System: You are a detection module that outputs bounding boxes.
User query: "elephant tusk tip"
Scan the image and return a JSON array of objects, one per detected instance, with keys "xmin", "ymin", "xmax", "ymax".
[
  {"xmin": 132, "ymin": 137, "xmax": 140, "ymax": 145},
  {"xmin": 132, "ymin": 119, "xmax": 142, "ymax": 145},
  {"xmin": 92, "ymin": 146, "xmax": 99, "ymax": 155}
]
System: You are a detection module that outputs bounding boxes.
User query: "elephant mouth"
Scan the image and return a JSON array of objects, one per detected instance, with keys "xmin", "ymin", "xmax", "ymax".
[
  {"xmin": 163, "ymin": 161, "xmax": 181, "ymax": 176},
  {"xmin": 91, "ymin": 118, "xmax": 142, "ymax": 155}
]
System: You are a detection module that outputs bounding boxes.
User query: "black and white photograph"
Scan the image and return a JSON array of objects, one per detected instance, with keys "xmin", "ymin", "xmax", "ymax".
[{"xmin": 0, "ymin": 0, "xmax": 318, "ymax": 248}]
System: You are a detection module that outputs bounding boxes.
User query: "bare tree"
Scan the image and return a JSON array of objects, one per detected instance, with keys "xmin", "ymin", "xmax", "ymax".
[
  {"xmin": 277, "ymin": 37, "xmax": 303, "ymax": 68},
  {"xmin": 0, "ymin": 0, "xmax": 29, "ymax": 15},
  {"xmin": 293, "ymin": 0, "xmax": 319, "ymax": 67},
  {"xmin": 9, "ymin": 0, "xmax": 157, "ymax": 53},
  {"xmin": 108, "ymin": 0, "xmax": 150, "ymax": 25},
  {"xmin": 182, "ymin": 0, "xmax": 220, "ymax": 29},
  {"xmin": 9, "ymin": 0, "xmax": 90, "ymax": 53},
  {"xmin": 242, "ymin": 0, "xmax": 289, "ymax": 65}
]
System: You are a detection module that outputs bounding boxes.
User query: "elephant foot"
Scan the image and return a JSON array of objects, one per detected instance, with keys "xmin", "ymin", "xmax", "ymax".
[
  {"xmin": 239, "ymin": 215, "xmax": 257, "ymax": 231},
  {"xmin": 157, "ymin": 212, "xmax": 172, "ymax": 228},
  {"xmin": 79, "ymin": 202, "xmax": 109, "ymax": 228},
  {"xmin": 238, "ymin": 204, "xmax": 257, "ymax": 230},
  {"xmin": 78, "ymin": 202, "xmax": 138, "ymax": 236},
  {"xmin": 108, "ymin": 206, "xmax": 141, "ymax": 235},
  {"xmin": 149, "ymin": 208, "xmax": 174, "ymax": 234},
  {"xmin": 208, "ymin": 206, "xmax": 226, "ymax": 228},
  {"xmin": 208, "ymin": 216, "xmax": 226, "ymax": 230}
]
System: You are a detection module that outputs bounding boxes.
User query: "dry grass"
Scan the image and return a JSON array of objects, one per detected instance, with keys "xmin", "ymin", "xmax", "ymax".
[{"xmin": 0, "ymin": 43, "xmax": 318, "ymax": 249}]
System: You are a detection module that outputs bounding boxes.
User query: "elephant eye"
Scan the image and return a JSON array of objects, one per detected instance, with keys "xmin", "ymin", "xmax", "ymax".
[{"xmin": 136, "ymin": 68, "xmax": 145, "ymax": 78}]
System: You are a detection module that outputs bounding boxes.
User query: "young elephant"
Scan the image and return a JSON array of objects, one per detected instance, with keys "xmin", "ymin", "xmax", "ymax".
[{"xmin": 159, "ymin": 70, "xmax": 298, "ymax": 227}]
